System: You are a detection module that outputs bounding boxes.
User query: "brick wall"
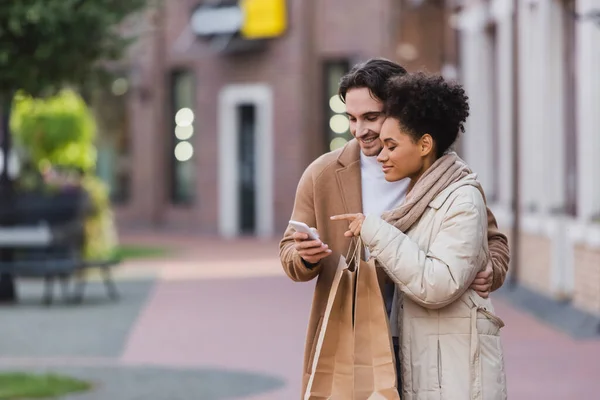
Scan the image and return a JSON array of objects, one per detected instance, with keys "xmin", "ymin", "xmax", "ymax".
[
  {"xmin": 115, "ymin": 0, "xmax": 446, "ymax": 234},
  {"xmin": 504, "ymin": 229, "xmax": 600, "ymax": 317},
  {"xmin": 517, "ymin": 233, "xmax": 553, "ymax": 296},
  {"xmin": 573, "ymin": 245, "xmax": 600, "ymax": 316}
]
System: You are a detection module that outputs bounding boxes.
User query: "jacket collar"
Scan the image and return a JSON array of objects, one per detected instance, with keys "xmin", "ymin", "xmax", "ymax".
[
  {"xmin": 428, "ymin": 173, "xmax": 482, "ymax": 210},
  {"xmin": 336, "ymin": 139, "xmax": 361, "ymax": 167},
  {"xmin": 335, "ymin": 139, "xmax": 362, "ymax": 214}
]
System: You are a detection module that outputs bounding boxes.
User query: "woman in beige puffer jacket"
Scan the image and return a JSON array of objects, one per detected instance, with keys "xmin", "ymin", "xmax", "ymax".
[{"xmin": 333, "ymin": 72, "xmax": 508, "ymax": 400}]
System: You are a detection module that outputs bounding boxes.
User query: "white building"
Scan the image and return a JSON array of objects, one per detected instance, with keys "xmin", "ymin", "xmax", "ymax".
[{"xmin": 455, "ymin": 0, "xmax": 600, "ymax": 316}]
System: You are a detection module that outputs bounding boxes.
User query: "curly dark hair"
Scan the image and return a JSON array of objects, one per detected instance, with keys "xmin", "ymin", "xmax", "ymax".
[
  {"xmin": 384, "ymin": 72, "xmax": 469, "ymax": 158},
  {"xmin": 338, "ymin": 58, "xmax": 407, "ymax": 103}
]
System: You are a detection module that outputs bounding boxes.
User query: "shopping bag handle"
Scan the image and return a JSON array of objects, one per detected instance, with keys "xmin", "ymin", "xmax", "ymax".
[{"xmin": 345, "ymin": 236, "xmax": 363, "ymax": 272}]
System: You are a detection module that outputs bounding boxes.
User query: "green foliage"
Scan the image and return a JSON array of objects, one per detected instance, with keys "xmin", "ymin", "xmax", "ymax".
[
  {"xmin": 0, "ymin": 1, "xmax": 152, "ymax": 264},
  {"xmin": 11, "ymin": 90, "xmax": 119, "ymax": 261},
  {"xmin": 0, "ymin": 372, "xmax": 91, "ymax": 399},
  {"xmin": 115, "ymin": 245, "xmax": 170, "ymax": 260},
  {"xmin": 81, "ymin": 174, "xmax": 118, "ymax": 261},
  {"xmin": 0, "ymin": 0, "xmax": 149, "ymax": 97},
  {"xmin": 10, "ymin": 90, "xmax": 97, "ymax": 172}
]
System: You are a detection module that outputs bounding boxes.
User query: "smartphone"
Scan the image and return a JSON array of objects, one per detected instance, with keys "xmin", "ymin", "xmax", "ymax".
[{"xmin": 289, "ymin": 220, "xmax": 320, "ymax": 240}]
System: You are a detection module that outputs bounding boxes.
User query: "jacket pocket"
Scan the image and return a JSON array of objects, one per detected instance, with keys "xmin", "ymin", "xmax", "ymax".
[
  {"xmin": 437, "ymin": 334, "xmax": 471, "ymax": 399},
  {"xmin": 306, "ymin": 316, "xmax": 324, "ymax": 373},
  {"xmin": 436, "ymin": 334, "xmax": 507, "ymax": 400},
  {"xmin": 437, "ymin": 339, "xmax": 442, "ymax": 389},
  {"xmin": 479, "ymin": 334, "xmax": 508, "ymax": 400},
  {"xmin": 412, "ymin": 335, "xmax": 442, "ymax": 396}
]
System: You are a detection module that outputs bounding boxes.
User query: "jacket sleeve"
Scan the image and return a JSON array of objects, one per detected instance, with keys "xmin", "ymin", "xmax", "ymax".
[
  {"xmin": 485, "ymin": 207, "xmax": 510, "ymax": 291},
  {"xmin": 360, "ymin": 200, "xmax": 487, "ymax": 309},
  {"xmin": 279, "ymin": 166, "xmax": 323, "ymax": 282}
]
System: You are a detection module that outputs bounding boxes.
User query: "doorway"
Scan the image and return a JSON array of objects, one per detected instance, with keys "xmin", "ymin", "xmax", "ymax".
[
  {"xmin": 237, "ymin": 104, "xmax": 256, "ymax": 234},
  {"xmin": 218, "ymin": 84, "xmax": 273, "ymax": 238}
]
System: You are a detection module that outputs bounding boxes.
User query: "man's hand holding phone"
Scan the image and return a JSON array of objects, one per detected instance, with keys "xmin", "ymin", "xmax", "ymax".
[{"xmin": 290, "ymin": 220, "xmax": 332, "ymax": 265}]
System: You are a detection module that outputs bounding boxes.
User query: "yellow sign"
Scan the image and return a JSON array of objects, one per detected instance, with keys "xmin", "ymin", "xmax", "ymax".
[{"xmin": 240, "ymin": 0, "xmax": 287, "ymax": 39}]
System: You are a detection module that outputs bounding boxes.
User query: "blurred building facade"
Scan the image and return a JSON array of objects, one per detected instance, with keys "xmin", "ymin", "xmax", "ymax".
[
  {"xmin": 452, "ymin": 0, "xmax": 600, "ymax": 317},
  {"xmin": 97, "ymin": 0, "xmax": 453, "ymax": 236},
  {"xmin": 94, "ymin": 0, "xmax": 600, "ymax": 317}
]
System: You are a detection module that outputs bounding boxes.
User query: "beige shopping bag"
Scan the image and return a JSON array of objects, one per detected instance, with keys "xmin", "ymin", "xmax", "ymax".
[
  {"xmin": 304, "ymin": 239, "xmax": 400, "ymax": 400},
  {"xmin": 304, "ymin": 247, "xmax": 356, "ymax": 399},
  {"xmin": 353, "ymin": 257, "xmax": 400, "ymax": 400}
]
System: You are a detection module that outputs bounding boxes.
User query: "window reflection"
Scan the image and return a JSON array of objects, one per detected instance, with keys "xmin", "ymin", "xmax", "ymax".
[
  {"xmin": 170, "ymin": 70, "xmax": 196, "ymax": 204},
  {"xmin": 323, "ymin": 60, "xmax": 352, "ymax": 152}
]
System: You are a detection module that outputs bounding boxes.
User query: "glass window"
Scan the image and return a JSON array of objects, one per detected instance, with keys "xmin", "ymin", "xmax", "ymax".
[
  {"xmin": 323, "ymin": 60, "xmax": 352, "ymax": 153},
  {"xmin": 169, "ymin": 70, "xmax": 196, "ymax": 205}
]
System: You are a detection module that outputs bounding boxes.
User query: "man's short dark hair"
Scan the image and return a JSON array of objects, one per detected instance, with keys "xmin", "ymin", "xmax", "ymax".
[{"xmin": 338, "ymin": 58, "xmax": 408, "ymax": 103}]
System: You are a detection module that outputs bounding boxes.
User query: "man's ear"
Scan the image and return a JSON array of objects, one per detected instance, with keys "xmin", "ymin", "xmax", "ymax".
[{"xmin": 419, "ymin": 134, "xmax": 434, "ymax": 157}]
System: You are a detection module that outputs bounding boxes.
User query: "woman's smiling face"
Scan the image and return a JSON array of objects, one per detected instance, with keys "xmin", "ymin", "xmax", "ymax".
[{"xmin": 376, "ymin": 117, "xmax": 433, "ymax": 183}]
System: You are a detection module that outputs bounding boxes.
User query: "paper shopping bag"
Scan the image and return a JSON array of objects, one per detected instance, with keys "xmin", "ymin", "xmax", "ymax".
[
  {"xmin": 304, "ymin": 238, "xmax": 400, "ymax": 400},
  {"xmin": 304, "ymin": 253, "xmax": 356, "ymax": 399},
  {"xmin": 353, "ymin": 257, "xmax": 400, "ymax": 400}
]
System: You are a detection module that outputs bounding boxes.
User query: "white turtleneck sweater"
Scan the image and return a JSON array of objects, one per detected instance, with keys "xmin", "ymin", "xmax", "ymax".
[
  {"xmin": 360, "ymin": 152, "xmax": 410, "ymax": 220},
  {"xmin": 360, "ymin": 152, "xmax": 410, "ymax": 336}
]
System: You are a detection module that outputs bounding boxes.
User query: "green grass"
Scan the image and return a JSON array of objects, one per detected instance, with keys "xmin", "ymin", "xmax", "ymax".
[
  {"xmin": 113, "ymin": 244, "xmax": 170, "ymax": 260},
  {"xmin": 0, "ymin": 372, "xmax": 92, "ymax": 399}
]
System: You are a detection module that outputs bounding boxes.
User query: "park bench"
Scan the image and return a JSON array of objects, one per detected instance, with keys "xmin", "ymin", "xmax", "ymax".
[{"xmin": 0, "ymin": 190, "xmax": 120, "ymax": 304}]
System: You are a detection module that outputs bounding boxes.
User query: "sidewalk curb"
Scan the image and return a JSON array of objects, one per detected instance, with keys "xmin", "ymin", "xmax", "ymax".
[{"xmin": 497, "ymin": 284, "xmax": 600, "ymax": 339}]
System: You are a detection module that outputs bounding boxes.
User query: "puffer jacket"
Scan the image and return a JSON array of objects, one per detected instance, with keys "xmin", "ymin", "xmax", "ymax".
[{"xmin": 361, "ymin": 175, "xmax": 508, "ymax": 400}]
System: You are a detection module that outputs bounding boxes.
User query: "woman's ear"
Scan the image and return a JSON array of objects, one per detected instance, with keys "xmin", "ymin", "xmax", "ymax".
[{"xmin": 419, "ymin": 134, "xmax": 434, "ymax": 157}]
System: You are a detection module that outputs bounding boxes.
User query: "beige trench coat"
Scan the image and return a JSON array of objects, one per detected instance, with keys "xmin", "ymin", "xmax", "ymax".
[{"xmin": 361, "ymin": 175, "xmax": 508, "ymax": 400}]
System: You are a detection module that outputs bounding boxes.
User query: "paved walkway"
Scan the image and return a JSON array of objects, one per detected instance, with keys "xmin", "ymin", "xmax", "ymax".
[{"xmin": 1, "ymin": 231, "xmax": 599, "ymax": 399}]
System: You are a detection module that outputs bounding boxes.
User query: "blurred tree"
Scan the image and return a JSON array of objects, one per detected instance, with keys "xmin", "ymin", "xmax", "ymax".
[
  {"xmin": 11, "ymin": 90, "xmax": 97, "ymax": 173},
  {"xmin": 0, "ymin": 0, "xmax": 150, "ymax": 302},
  {"xmin": 0, "ymin": 0, "xmax": 149, "ymax": 98}
]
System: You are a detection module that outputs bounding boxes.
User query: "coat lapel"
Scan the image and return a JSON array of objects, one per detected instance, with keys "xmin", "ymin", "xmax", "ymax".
[{"xmin": 335, "ymin": 140, "xmax": 362, "ymax": 215}]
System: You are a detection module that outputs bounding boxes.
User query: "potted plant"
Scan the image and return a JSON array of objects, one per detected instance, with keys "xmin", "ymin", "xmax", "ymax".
[{"xmin": 11, "ymin": 89, "xmax": 118, "ymax": 262}]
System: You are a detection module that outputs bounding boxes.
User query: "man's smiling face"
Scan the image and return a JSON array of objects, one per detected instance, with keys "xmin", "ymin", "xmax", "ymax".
[{"xmin": 345, "ymin": 87, "xmax": 386, "ymax": 157}]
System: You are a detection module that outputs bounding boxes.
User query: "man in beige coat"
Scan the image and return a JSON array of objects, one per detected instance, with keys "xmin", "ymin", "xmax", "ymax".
[{"xmin": 279, "ymin": 58, "xmax": 510, "ymax": 396}]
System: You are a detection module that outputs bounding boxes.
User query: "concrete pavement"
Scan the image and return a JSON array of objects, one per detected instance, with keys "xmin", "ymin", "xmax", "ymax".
[{"xmin": 0, "ymin": 232, "xmax": 598, "ymax": 399}]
